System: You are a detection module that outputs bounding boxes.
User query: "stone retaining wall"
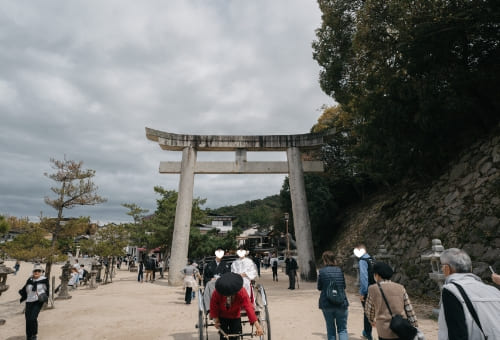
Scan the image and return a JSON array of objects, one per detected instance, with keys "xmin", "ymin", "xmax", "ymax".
[{"xmin": 332, "ymin": 127, "xmax": 500, "ymax": 299}]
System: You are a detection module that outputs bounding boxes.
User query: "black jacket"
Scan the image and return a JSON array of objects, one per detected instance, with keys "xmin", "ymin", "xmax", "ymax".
[
  {"xmin": 19, "ymin": 277, "xmax": 50, "ymax": 303},
  {"xmin": 203, "ymin": 260, "xmax": 231, "ymax": 286},
  {"xmin": 285, "ymin": 258, "xmax": 298, "ymax": 274}
]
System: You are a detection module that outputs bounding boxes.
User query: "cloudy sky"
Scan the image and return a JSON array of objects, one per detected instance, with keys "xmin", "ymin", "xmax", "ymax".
[{"xmin": 0, "ymin": 1, "xmax": 333, "ymax": 224}]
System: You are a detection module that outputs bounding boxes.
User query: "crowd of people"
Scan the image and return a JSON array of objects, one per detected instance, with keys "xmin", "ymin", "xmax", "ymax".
[
  {"xmin": 317, "ymin": 244, "xmax": 500, "ymax": 340},
  {"xmin": 14, "ymin": 243, "xmax": 500, "ymax": 340}
]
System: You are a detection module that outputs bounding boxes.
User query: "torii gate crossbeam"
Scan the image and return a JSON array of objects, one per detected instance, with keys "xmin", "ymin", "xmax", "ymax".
[{"xmin": 146, "ymin": 127, "xmax": 333, "ymax": 285}]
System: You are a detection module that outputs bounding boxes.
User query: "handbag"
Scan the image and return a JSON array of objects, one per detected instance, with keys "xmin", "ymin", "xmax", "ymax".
[
  {"xmin": 377, "ymin": 282, "xmax": 418, "ymax": 340},
  {"xmin": 37, "ymin": 292, "xmax": 48, "ymax": 303}
]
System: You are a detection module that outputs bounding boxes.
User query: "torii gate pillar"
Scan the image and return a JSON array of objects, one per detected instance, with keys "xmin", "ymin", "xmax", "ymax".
[
  {"xmin": 287, "ymin": 147, "xmax": 316, "ymax": 281},
  {"xmin": 146, "ymin": 128, "xmax": 333, "ymax": 285},
  {"xmin": 168, "ymin": 146, "xmax": 196, "ymax": 287}
]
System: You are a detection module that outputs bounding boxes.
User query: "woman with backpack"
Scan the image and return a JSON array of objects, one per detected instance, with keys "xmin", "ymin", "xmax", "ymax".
[{"xmin": 317, "ymin": 251, "xmax": 349, "ymax": 340}]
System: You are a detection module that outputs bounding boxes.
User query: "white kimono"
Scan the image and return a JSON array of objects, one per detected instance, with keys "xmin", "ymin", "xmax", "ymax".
[{"xmin": 231, "ymin": 257, "xmax": 257, "ymax": 300}]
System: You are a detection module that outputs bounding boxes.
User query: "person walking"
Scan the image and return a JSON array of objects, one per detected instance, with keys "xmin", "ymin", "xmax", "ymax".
[
  {"xmin": 317, "ymin": 251, "xmax": 349, "ymax": 340},
  {"xmin": 181, "ymin": 259, "xmax": 199, "ymax": 304},
  {"xmin": 285, "ymin": 252, "xmax": 298, "ymax": 290},
  {"xmin": 144, "ymin": 256, "xmax": 154, "ymax": 282},
  {"xmin": 18, "ymin": 263, "xmax": 49, "ymax": 340},
  {"xmin": 13, "ymin": 260, "xmax": 20, "ymax": 275},
  {"xmin": 137, "ymin": 261, "xmax": 144, "ymax": 283},
  {"xmin": 438, "ymin": 248, "xmax": 500, "ymax": 339},
  {"xmin": 253, "ymin": 253, "xmax": 261, "ymax": 278},
  {"xmin": 270, "ymin": 253, "xmax": 279, "ymax": 282},
  {"xmin": 364, "ymin": 262, "xmax": 418, "ymax": 340},
  {"xmin": 355, "ymin": 244, "xmax": 375, "ymax": 340}
]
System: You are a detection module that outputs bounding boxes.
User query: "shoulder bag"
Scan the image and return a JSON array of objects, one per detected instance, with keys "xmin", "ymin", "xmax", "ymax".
[
  {"xmin": 377, "ymin": 282, "xmax": 417, "ymax": 340},
  {"xmin": 36, "ymin": 291, "xmax": 48, "ymax": 303}
]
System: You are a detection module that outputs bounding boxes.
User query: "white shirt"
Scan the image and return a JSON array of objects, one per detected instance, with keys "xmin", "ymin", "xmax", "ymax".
[
  {"xmin": 231, "ymin": 257, "xmax": 257, "ymax": 298},
  {"xmin": 25, "ymin": 276, "xmax": 48, "ymax": 303}
]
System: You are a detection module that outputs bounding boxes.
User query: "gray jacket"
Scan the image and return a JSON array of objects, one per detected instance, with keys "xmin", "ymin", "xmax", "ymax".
[{"xmin": 438, "ymin": 273, "xmax": 500, "ymax": 340}]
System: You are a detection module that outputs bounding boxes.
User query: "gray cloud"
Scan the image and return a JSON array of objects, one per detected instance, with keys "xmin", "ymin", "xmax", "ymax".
[{"xmin": 0, "ymin": 1, "xmax": 333, "ymax": 223}]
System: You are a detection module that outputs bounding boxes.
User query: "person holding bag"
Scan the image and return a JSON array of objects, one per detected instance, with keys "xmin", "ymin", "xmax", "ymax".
[
  {"xmin": 364, "ymin": 262, "xmax": 419, "ymax": 340},
  {"xmin": 18, "ymin": 263, "xmax": 50, "ymax": 340}
]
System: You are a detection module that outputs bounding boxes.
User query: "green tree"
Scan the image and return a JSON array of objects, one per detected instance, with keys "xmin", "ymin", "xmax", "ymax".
[
  {"xmin": 280, "ymin": 175, "xmax": 339, "ymax": 256},
  {"xmin": 313, "ymin": 0, "xmax": 500, "ymax": 182},
  {"xmin": 0, "ymin": 215, "xmax": 9, "ymax": 236},
  {"xmin": 188, "ymin": 227, "xmax": 240, "ymax": 259},
  {"xmin": 2, "ymin": 226, "xmax": 53, "ymax": 262},
  {"xmin": 80, "ymin": 224, "xmax": 128, "ymax": 283},
  {"xmin": 43, "ymin": 157, "xmax": 106, "ymax": 278},
  {"xmin": 122, "ymin": 203, "xmax": 149, "ymax": 224}
]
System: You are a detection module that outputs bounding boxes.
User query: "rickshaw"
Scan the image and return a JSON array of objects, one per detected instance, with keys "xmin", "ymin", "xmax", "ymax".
[{"xmin": 195, "ymin": 256, "xmax": 271, "ymax": 340}]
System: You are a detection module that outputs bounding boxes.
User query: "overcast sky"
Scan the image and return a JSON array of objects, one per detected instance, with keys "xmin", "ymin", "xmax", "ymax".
[{"xmin": 0, "ymin": 1, "xmax": 333, "ymax": 224}]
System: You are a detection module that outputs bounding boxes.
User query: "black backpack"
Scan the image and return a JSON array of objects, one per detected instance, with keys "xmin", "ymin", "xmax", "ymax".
[
  {"xmin": 272, "ymin": 260, "xmax": 278, "ymax": 268},
  {"xmin": 360, "ymin": 256, "xmax": 376, "ymax": 285},
  {"xmin": 326, "ymin": 279, "xmax": 346, "ymax": 305}
]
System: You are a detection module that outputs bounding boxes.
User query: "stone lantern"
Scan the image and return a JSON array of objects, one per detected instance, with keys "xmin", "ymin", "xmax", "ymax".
[
  {"xmin": 421, "ymin": 238, "xmax": 446, "ymax": 315},
  {"xmin": 95, "ymin": 259, "xmax": 103, "ymax": 283},
  {"xmin": 89, "ymin": 259, "xmax": 99, "ymax": 289},
  {"xmin": 56, "ymin": 261, "xmax": 72, "ymax": 300},
  {"xmin": 375, "ymin": 244, "xmax": 394, "ymax": 269},
  {"xmin": 0, "ymin": 259, "xmax": 15, "ymax": 325}
]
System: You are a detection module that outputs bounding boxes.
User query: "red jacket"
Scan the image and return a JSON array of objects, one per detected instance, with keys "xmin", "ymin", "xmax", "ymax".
[{"xmin": 209, "ymin": 287, "xmax": 257, "ymax": 324}]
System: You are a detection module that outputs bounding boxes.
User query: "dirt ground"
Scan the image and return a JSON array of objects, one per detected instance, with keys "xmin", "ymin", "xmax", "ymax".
[{"xmin": 0, "ymin": 261, "xmax": 438, "ymax": 339}]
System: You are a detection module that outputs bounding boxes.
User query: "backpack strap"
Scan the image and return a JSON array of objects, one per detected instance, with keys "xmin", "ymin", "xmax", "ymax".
[
  {"xmin": 377, "ymin": 282, "xmax": 393, "ymax": 316},
  {"xmin": 450, "ymin": 282, "xmax": 487, "ymax": 339}
]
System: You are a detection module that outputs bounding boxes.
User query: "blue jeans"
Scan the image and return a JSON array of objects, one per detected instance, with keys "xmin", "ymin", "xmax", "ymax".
[{"xmin": 322, "ymin": 307, "xmax": 348, "ymax": 340}]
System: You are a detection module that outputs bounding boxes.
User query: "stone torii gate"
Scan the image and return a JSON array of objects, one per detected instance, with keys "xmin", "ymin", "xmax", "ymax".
[{"xmin": 146, "ymin": 127, "xmax": 332, "ymax": 286}]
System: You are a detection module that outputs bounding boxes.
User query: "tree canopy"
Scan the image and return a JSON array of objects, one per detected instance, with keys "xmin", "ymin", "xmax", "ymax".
[
  {"xmin": 313, "ymin": 0, "xmax": 500, "ymax": 182},
  {"xmin": 43, "ymin": 157, "xmax": 106, "ymax": 277}
]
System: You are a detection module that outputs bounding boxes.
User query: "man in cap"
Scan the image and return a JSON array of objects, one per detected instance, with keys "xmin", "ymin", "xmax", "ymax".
[{"xmin": 210, "ymin": 272, "xmax": 263, "ymax": 339}]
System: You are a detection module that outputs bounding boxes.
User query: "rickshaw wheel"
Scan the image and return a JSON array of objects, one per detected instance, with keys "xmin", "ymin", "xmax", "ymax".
[
  {"xmin": 259, "ymin": 304, "xmax": 271, "ymax": 340},
  {"xmin": 198, "ymin": 309, "xmax": 205, "ymax": 340},
  {"xmin": 254, "ymin": 284, "xmax": 271, "ymax": 340}
]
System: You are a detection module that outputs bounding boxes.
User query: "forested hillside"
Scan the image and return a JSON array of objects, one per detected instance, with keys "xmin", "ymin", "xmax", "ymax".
[{"xmin": 211, "ymin": 195, "xmax": 283, "ymax": 231}]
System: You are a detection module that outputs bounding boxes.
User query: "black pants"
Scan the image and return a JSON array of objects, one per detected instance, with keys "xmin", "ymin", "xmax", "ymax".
[
  {"xmin": 25, "ymin": 301, "xmax": 43, "ymax": 338},
  {"xmin": 185, "ymin": 287, "xmax": 193, "ymax": 304},
  {"xmin": 219, "ymin": 317, "xmax": 242, "ymax": 340},
  {"xmin": 288, "ymin": 270, "xmax": 296, "ymax": 289},
  {"xmin": 272, "ymin": 267, "xmax": 278, "ymax": 281}
]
